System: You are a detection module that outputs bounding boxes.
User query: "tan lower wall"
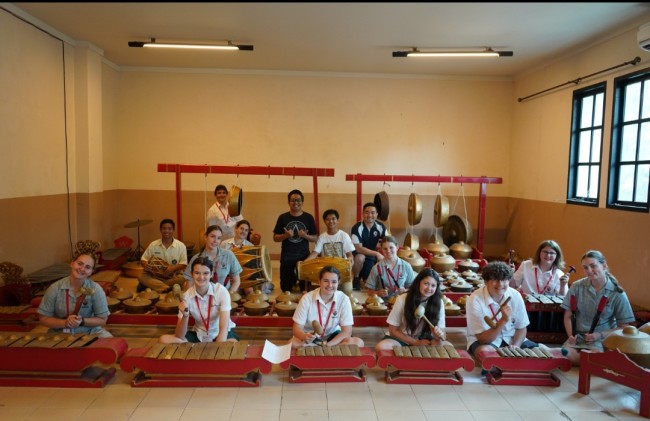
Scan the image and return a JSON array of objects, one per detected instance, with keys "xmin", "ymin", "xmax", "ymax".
[
  {"xmin": 3, "ymin": 191, "xmax": 647, "ymax": 310},
  {"xmin": 506, "ymin": 198, "xmax": 650, "ymax": 310}
]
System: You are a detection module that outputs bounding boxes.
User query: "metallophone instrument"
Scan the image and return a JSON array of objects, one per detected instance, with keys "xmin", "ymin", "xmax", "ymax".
[
  {"xmin": 279, "ymin": 344, "xmax": 376, "ymax": 383},
  {"xmin": 376, "ymin": 345, "xmax": 475, "ymax": 384},
  {"xmin": 120, "ymin": 340, "xmax": 272, "ymax": 387},
  {"xmin": 476, "ymin": 346, "xmax": 571, "ymax": 386},
  {"xmin": 0, "ymin": 332, "xmax": 127, "ymax": 387},
  {"xmin": 579, "ymin": 349, "xmax": 650, "ymax": 418}
]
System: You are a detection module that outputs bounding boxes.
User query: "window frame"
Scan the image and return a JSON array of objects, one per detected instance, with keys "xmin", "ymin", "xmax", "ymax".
[
  {"xmin": 607, "ymin": 67, "xmax": 650, "ymax": 213},
  {"xmin": 566, "ymin": 83, "xmax": 606, "ymax": 207}
]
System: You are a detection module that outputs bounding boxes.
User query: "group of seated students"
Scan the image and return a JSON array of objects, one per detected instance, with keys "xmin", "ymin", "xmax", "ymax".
[{"xmin": 35, "ymin": 185, "xmax": 636, "ymax": 367}]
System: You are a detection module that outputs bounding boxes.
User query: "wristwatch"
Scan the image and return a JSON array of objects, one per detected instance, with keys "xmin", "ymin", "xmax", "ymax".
[{"xmin": 178, "ymin": 310, "xmax": 189, "ymax": 319}]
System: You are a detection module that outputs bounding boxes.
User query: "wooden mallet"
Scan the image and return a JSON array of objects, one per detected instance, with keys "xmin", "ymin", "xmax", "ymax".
[
  {"xmin": 311, "ymin": 320, "xmax": 325, "ymax": 345},
  {"xmin": 484, "ymin": 296, "xmax": 511, "ymax": 329}
]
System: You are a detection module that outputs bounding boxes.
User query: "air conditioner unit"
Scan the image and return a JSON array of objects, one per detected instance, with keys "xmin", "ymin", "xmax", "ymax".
[{"xmin": 638, "ymin": 22, "xmax": 650, "ymax": 51}]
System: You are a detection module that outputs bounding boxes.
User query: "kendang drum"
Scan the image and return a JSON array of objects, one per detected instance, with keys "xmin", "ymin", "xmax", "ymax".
[
  {"xmin": 145, "ymin": 256, "xmax": 170, "ymax": 279},
  {"xmin": 232, "ymin": 246, "xmax": 272, "ymax": 283},
  {"xmin": 297, "ymin": 257, "xmax": 352, "ymax": 286}
]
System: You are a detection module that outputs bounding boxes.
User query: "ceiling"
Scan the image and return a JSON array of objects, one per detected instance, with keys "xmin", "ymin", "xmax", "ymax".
[{"xmin": 7, "ymin": 2, "xmax": 650, "ymax": 78}]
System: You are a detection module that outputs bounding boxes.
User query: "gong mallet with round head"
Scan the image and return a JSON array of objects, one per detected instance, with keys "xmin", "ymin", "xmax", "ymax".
[
  {"xmin": 311, "ymin": 320, "xmax": 325, "ymax": 345},
  {"xmin": 483, "ymin": 296, "xmax": 512, "ymax": 329},
  {"xmin": 415, "ymin": 304, "xmax": 446, "ymax": 340}
]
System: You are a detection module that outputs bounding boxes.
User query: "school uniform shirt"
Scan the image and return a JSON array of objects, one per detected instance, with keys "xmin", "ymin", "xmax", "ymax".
[
  {"xmin": 350, "ymin": 220, "xmax": 386, "ymax": 251},
  {"xmin": 465, "ymin": 285, "xmax": 529, "ymax": 349},
  {"xmin": 37, "ymin": 276, "xmax": 110, "ymax": 335},
  {"xmin": 184, "ymin": 248, "xmax": 243, "ymax": 289},
  {"xmin": 386, "ymin": 293, "xmax": 446, "ymax": 338},
  {"xmin": 293, "ymin": 289, "xmax": 354, "ymax": 337},
  {"xmin": 141, "ymin": 238, "xmax": 188, "ymax": 267},
  {"xmin": 183, "ymin": 282, "xmax": 234, "ymax": 342},
  {"xmin": 312, "ymin": 230, "xmax": 355, "ymax": 258},
  {"xmin": 512, "ymin": 260, "xmax": 564, "ymax": 296},
  {"xmin": 206, "ymin": 202, "xmax": 244, "ymax": 241},
  {"xmin": 560, "ymin": 277, "xmax": 635, "ymax": 335},
  {"xmin": 365, "ymin": 258, "xmax": 416, "ymax": 298}
]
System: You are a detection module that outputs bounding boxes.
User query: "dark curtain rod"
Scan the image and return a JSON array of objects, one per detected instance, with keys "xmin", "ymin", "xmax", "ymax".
[{"xmin": 518, "ymin": 56, "xmax": 641, "ymax": 102}]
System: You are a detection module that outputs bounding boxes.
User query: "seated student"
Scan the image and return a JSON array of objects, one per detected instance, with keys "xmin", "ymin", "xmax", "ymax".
[
  {"xmin": 305, "ymin": 209, "xmax": 355, "ymax": 261},
  {"xmin": 37, "ymin": 253, "xmax": 112, "ymax": 338},
  {"xmin": 350, "ymin": 202, "xmax": 387, "ymax": 290},
  {"xmin": 138, "ymin": 218, "xmax": 188, "ymax": 293},
  {"xmin": 375, "ymin": 268, "xmax": 449, "ymax": 351},
  {"xmin": 290, "ymin": 265, "xmax": 364, "ymax": 348},
  {"xmin": 560, "ymin": 250, "xmax": 635, "ymax": 365},
  {"xmin": 510, "ymin": 240, "xmax": 569, "ymax": 296},
  {"xmin": 160, "ymin": 257, "xmax": 238, "ymax": 343},
  {"xmin": 466, "ymin": 261, "xmax": 537, "ymax": 356},
  {"xmin": 364, "ymin": 236, "xmax": 416, "ymax": 299},
  {"xmin": 220, "ymin": 219, "xmax": 255, "ymax": 251},
  {"xmin": 184, "ymin": 225, "xmax": 242, "ymax": 292}
]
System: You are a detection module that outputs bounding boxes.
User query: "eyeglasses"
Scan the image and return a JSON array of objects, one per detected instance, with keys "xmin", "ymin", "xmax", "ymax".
[
  {"xmin": 290, "ymin": 199, "xmax": 303, "ymax": 203},
  {"xmin": 541, "ymin": 250, "xmax": 557, "ymax": 256}
]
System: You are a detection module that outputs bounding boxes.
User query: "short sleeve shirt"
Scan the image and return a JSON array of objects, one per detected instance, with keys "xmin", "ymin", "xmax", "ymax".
[
  {"xmin": 292, "ymin": 289, "xmax": 354, "ymax": 337},
  {"xmin": 183, "ymin": 282, "xmax": 234, "ymax": 342},
  {"xmin": 386, "ymin": 293, "xmax": 446, "ymax": 338}
]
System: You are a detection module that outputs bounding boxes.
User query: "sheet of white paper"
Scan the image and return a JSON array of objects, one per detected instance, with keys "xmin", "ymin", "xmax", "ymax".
[{"xmin": 261, "ymin": 339, "xmax": 292, "ymax": 364}]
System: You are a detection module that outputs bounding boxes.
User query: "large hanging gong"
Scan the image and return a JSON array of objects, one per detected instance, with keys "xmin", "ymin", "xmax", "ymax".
[
  {"xmin": 442, "ymin": 215, "xmax": 473, "ymax": 246},
  {"xmin": 403, "ymin": 232, "xmax": 420, "ymax": 251},
  {"xmin": 434, "ymin": 194, "xmax": 449, "ymax": 227},
  {"xmin": 229, "ymin": 185, "xmax": 243, "ymax": 217},
  {"xmin": 407, "ymin": 193, "xmax": 423, "ymax": 225},
  {"xmin": 373, "ymin": 191, "xmax": 390, "ymax": 221}
]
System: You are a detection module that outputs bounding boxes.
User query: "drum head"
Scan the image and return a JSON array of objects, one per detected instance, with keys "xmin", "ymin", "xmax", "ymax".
[
  {"xmin": 407, "ymin": 193, "xmax": 422, "ymax": 225},
  {"xmin": 374, "ymin": 191, "xmax": 390, "ymax": 221},
  {"xmin": 434, "ymin": 195, "xmax": 449, "ymax": 227},
  {"xmin": 229, "ymin": 185, "xmax": 243, "ymax": 217},
  {"xmin": 260, "ymin": 245, "xmax": 272, "ymax": 282},
  {"xmin": 442, "ymin": 215, "xmax": 473, "ymax": 246}
]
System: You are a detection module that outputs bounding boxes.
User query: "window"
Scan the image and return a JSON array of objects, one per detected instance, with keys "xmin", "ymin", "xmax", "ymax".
[
  {"xmin": 567, "ymin": 83, "xmax": 605, "ymax": 206},
  {"xmin": 608, "ymin": 68, "xmax": 650, "ymax": 212}
]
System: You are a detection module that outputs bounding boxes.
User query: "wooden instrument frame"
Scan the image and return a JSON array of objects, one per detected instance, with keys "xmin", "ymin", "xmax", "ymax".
[
  {"xmin": 376, "ymin": 347, "xmax": 474, "ymax": 385},
  {"xmin": 0, "ymin": 336, "xmax": 127, "ymax": 387},
  {"xmin": 120, "ymin": 343, "xmax": 272, "ymax": 387},
  {"xmin": 278, "ymin": 346, "xmax": 376, "ymax": 383},
  {"xmin": 476, "ymin": 347, "xmax": 571, "ymax": 386}
]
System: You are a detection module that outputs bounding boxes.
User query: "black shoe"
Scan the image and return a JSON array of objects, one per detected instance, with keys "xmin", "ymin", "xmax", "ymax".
[{"xmin": 352, "ymin": 277, "xmax": 361, "ymax": 291}]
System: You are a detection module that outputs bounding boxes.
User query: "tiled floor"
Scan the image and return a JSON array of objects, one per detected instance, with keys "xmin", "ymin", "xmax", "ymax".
[{"xmin": 0, "ymin": 267, "xmax": 646, "ymax": 420}]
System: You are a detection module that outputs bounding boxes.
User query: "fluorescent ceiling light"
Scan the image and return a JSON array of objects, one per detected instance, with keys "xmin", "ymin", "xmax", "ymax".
[
  {"xmin": 393, "ymin": 48, "xmax": 512, "ymax": 57},
  {"xmin": 128, "ymin": 39, "xmax": 254, "ymax": 51}
]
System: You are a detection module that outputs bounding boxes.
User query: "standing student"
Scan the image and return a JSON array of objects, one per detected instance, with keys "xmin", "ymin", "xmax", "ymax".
[
  {"xmin": 305, "ymin": 209, "xmax": 355, "ymax": 260},
  {"xmin": 273, "ymin": 189, "xmax": 318, "ymax": 292}
]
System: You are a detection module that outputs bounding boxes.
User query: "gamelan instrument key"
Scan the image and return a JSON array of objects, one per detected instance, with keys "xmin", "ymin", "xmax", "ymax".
[
  {"xmin": 0, "ymin": 333, "xmax": 127, "ymax": 387},
  {"xmin": 279, "ymin": 344, "xmax": 376, "ymax": 383},
  {"xmin": 120, "ymin": 340, "xmax": 272, "ymax": 387},
  {"xmin": 376, "ymin": 345, "xmax": 474, "ymax": 384},
  {"xmin": 476, "ymin": 346, "xmax": 571, "ymax": 386}
]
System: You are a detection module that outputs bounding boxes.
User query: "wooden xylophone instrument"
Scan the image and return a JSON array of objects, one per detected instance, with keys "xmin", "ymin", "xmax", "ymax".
[
  {"xmin": 476, "ymin": 346, "xmax": 571, "ymax": 386},
  {"xmin": 120, "ymin": 340, "xmax": 272, "ymax": 387},
  {"xmin": 0, "ymin": 332, "xmax": 127, "ymax": 387},
  {"xmin": 376, "ymin": 345, "xmax": 475, "ymax": 384},
  {"xmin": 279, "ymin": 344, "xmax": 376, "ymax": 383}
]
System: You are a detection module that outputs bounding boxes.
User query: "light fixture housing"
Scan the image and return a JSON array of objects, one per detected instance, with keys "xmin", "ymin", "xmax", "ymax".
[
  {"xmin": 128, "ymin": 38, "xmax": 254, "ymax": 51},
  {"xmin": 393, "ymin": 47, "xmax": 512, "ymax": 57}
]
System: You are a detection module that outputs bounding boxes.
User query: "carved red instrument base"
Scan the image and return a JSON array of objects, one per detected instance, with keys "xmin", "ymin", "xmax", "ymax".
[
  {"xmin": 279, "ymin": 347, "xmax": 376, "ymax": 383},
  {"xmin": 476, "ymin": 348, "xmax": 571, "ymax": 386},
  {"xmin": 120, "ymin": 345, "xmax": 272, "ymax": 387},
  {"xmin": 579, "ymin": 349, "xmax": 650, "ymax": 418},
  {"xmin": 376, "ymin": 349, "xmax": 475, "ymax": 384},
  {"xmin": 0, "ymin": 337, "xmax": 127, "ymax": 387}
]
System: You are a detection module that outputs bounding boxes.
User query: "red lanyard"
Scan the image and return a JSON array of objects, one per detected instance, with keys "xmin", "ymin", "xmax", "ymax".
[
  {"xmin": 317, "ymin": 300, "xmax": 336, "ymax": 334},
  {"xmin": 218, "ymin": 205, "xmax": 229, "ymax": 224},
  {"xmin": 534, "ymin": 267, "xmax": 554, "ymax": 294},
  {"xmin": 195, "ymin": 295, "xmax": 213, "ymax": 332},
  {"xmin": 378, "ymin": 260, "xmax": 401, "ymax": 289},
  {"xmin": 65, "ymin": 292, "xmax": 70, "ymax": 317}
]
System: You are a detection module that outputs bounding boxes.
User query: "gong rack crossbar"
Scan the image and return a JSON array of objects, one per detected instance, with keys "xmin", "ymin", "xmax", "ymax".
[
  {"xmin": 158, "ymin": 163, "xmax": 335, "ymax": 239},
  {"xmin": 345, "ymin": 174, "xmax": 503, "ymax": 254}
]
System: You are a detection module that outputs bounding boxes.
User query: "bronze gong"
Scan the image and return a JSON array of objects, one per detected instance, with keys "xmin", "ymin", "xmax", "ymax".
[{"xmin": 442, "ymin": 215, "xmax": 473, "ymax": 246}]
